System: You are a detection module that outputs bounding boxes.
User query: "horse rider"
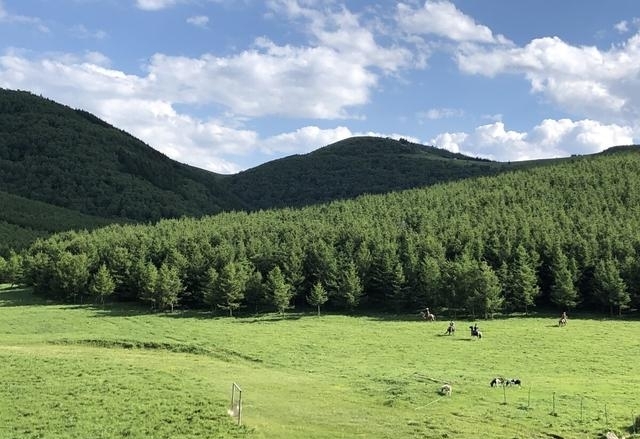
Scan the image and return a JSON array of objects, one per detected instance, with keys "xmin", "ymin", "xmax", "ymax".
[{"xmin": 561, "ymin": 311, "xmax": 567, "ymax": 320}]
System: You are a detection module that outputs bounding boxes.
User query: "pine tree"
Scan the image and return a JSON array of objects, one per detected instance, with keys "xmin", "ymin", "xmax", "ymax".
[
  {"xmin": 593, "ymin": 258, "xmax": 629, "ymax": 316},
  {"xmin": 89, "ymin": 264, "xmax": 115, "ymax": 305},
  {"xmin": 509, "ymin": 245, "xmax": 540, "ymax": 314},
  {"xmin": 339, "ymin": 260, "xmax": 364, "ymax": 311},
  {"xmin": 549, "ymin": 247, "xmax": 579, "ymax": 309},
  {"xmin": 267, "ymin": 266, "xmax": 293, "ymax": 315},
  {"xmin": 216, "ymin": 262, "xmax": 246, "ymax": 316},
  {"xmin": 201, "ymin": 267, "xmax": 219, "ymax": 312},
  {"xmin": 307, "ymin": 281, "xmax": 328, "ymax": 316},
  {"xmin": 156, "ymin": 263, "xmax": 183, "ymax": 312},
  {"xmin": 138, "ymin": 261, "xmax": 159, "ymax": 310}
]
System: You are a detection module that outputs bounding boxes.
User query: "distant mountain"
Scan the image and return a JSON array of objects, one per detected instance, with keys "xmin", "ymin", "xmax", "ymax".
[{"xmin": 224, "ymin": 136, "xmax": 518, "ymax": 210}]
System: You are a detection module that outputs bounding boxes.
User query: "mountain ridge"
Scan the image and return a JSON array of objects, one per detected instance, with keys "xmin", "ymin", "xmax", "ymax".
[{"xmin": 1, "ymin": 88, "xmax": 638, "ymax": 254}]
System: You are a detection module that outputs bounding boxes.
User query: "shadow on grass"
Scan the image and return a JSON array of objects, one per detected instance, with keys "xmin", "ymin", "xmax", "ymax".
[{"xmin": 0, "ymin": 285, "xmax": 54, "ymax": 307}]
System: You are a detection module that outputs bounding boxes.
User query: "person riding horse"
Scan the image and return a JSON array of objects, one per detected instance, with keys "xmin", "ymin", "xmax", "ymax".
[
  {"xmin": 558, "ymin": 311, "xmax": 568, "ymax": 326},
  {"xmin": 420, "ymin": 307, "xmax": 435, "ymax": 321},
  {"xmin": 445, "ymin": 321, "xmax": 456, "ymax": 335}
]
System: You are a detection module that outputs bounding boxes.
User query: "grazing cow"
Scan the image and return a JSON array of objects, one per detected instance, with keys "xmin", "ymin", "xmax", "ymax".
[
  {"xmin": 490, "ymin": 377, "xmax": 503, "ymax": 387},
  {"xmin": 440, "ymin": 384, "xmax": 452, "ymax": 396},
  {"xmin": 506, "ymin": 378, "xmax": 521, "ymax": 386}
]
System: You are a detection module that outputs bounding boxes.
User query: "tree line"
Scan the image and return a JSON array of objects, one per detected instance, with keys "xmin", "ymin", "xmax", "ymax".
[{"xmin": 2, "ymin": 151, "xmax": 640, "ymax": 317}]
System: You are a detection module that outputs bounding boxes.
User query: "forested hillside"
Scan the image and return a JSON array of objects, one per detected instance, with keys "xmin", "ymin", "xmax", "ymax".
[
  {"xmin": 0, "ymin": 88, "xmax": 240, "ymax": 221},
  {"xmin": 224, "ymin": 136, "xmax": 522, "ymax": 209},
  {"xmin": 9, "ymin": 149, "xmax": 640, "ymax": 316},
  {"xmin": 0, "ymin": 190, "xmax": 117, "ymax": 256},
  {"xmin": 1, "ymin": 89, "xmax": 539, "ymax": 254}
]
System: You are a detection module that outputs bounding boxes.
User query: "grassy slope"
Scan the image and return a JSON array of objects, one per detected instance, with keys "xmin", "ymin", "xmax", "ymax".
[{"xmin": 1, "ymin": 285, "xmax": 638, "ymax": 439}]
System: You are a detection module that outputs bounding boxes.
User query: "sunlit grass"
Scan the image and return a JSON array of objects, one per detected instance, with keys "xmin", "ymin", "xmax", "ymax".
[{"xmin": 1, "ymin": 285, "xmax": 638, "ymax": 438}]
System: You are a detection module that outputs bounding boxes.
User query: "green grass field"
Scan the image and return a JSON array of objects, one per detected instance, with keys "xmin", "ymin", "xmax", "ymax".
[{"xmin": 1, "ymin": 285, "xmax": 638, "ymax": 439}]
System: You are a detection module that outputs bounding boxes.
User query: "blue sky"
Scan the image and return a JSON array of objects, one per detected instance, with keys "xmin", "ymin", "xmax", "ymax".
[{"xmin": 1, "ymin": 0, "xmax": 639, "ymax": 174}]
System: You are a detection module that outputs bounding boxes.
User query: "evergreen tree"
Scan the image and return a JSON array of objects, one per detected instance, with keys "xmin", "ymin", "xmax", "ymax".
[
  {"xmin": 138, "ymin": 261, "xmax": 159, "ymax": 309},
  {"xmin": 215, "ymin": 262, "xmax": 246, "ymax": 316},
  {"xmin": 549, "ymin": 247, "xmax": 579, "ymax": 309},
  {"xmin": 53, "ymin": 252, "xmax": 90, "ymax": 303},
  {"xmin": 0, "ymin": 255, "xmax": 6, "ymax": 283},
  {"xmin": 415, "ymin": 255, "xmax": 442, "ymax": 309},
  {"xmin": 156, "ymin": 263, "xmax": 183, "ymax": 312},
  {"xmin": 508, "ymin": 245, "xmax": 540, "ymax": 313},
  {"xmin": 201, "ymin": 267, "xmax": 219, "ymax": 312},
  {"xmin": 473, "ymin": 260, "xmax": 504, "ymax": 319},
  {"xmin": 307, "ymin": 281, "xmax": 328, "ymax": 316},
  {"xmin": 4, "ymin": 251, "xmax": 23, "ymax": 287},
  {"xmin": 89, "ymin": 263, "xmax": 115, "ymax": 305},
  {"xmin": 267, "ymin": 266, "xmax": 293, "ymax": 315},
  {"xmin": 244, "ymin": 270, "xmax": 266, "ymax": 314},
  {"xmin": 593, "ymin": 258, "xmax": 629, "ymax": 316},
  {"xmin": 337, "ymin": 259, "xmax": 363, "ymax": 311}
]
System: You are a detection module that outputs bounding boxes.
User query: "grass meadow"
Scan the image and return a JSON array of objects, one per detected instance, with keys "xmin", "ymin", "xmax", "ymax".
[{"xmin": 1, "ymin": 284, "xmax": 639, "ymax": 439}]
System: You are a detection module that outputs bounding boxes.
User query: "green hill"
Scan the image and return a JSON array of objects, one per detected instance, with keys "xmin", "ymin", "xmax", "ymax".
[
  {"xmin": 0, "ymin": 190, "xmax": 118, "ymax": 256},
  {"xmin": 224, "ymin": 136, "xmax": 520, "ymax": 209},
  {"xmin": 0, "ymin": 88, "xmax": 241, "ymax": 222},
  {"xmin": 2, "ymin": 88, "xmax": 635, "ymax": 257},
  {"xmin": 19, "ymin": 148, "xmax": 640, "ymax": 314}
]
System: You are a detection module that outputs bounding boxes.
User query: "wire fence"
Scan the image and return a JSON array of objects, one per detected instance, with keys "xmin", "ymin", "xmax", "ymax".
[{"xmin": 495, "ymin": 386, "xmax": 638, "ymax": 435}]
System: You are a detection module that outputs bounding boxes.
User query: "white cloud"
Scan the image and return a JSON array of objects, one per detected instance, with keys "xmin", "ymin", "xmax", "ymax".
[
  {"xmin": 70, "ymin": 24, "xmax": 108, "ymax": 40},
  {"xmin": 430, "ymin": 119, "xmax": 634, "ymax": 162},
  {"xmin": 260, "ymin": 126, "xmax": 353, "ymax": 155},
  {"xmin": 396, "ymin": 1, "xmax": 510, "ymax": 45},
  {"xmin": 0, "ymin": 0, "xmax": 49, "ymax": 32},
  {"xmin": 186, "ymin": 15, "xmax": 209, "ymax": 28},
  {"xmin": 456, "ymin": 34, "xmax": 640, "ymax": 124},
  {"xmin": 268, "ymin": 0, "xmax": 414, "ymax": 72},
  {"xmin": 135, "ymin": 0, "xmax": 180, "ymax": 10},
  {"xmin": 419, "ymin": 107, "xmax": 463, "ymax": 121},
  {"xmin": 615, "ymin": 20, "xmax": 629, "ymax": 33},
  {"xmin": 146, "ymin": 39, "xmax": 377, "ymax": 118}
]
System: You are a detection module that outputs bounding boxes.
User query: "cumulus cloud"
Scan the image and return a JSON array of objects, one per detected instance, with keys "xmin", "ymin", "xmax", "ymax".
[
  {"xmin": 146, "ymin": 39, "xmax": 377, "ymax": 118},
  {"xmin": 395, "ymin": 1, "xmax": 510, "ymax": 45},
  {"xmin": 268, "ymin": 0, "xmax": 414, "ymax": 72},
  {"xmin": 186, "ymin": 15, "xmax": 209, "ymax": 28},
  {"xmin": 430, "ymin": 119, "xmax": 634, "ymax": 162},
  {"xmin": 456, "ymin": 33, "xmax": 640, "ymax": 124}
]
